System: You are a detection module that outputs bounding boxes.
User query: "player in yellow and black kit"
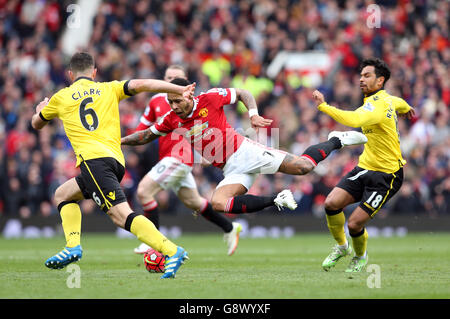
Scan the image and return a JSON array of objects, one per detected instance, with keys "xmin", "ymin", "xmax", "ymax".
[
  {"xmin": 312, "ymin": 58, "xmax": 415, "ymax": 272},
  {"xmin": 31, "ymin": 52, "xmax": 195, "ymax": 278}
]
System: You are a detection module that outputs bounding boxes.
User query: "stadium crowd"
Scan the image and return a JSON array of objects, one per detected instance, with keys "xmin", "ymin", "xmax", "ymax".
[{"xmin": 0, "ymin": 0, "xmax": 448, "ymax": 220}]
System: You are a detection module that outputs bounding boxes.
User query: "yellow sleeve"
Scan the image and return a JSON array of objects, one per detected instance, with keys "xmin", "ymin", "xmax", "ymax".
[
  {"xmin": 318, "ymin": 102, "xmax": 385, "ymax": 128},
  {"xmin": 109, "ymin": 80, "xmax": 132, "ymax": 101},
  {"xmin": 40, "ymin": 92, "xmax": 61, "ymax": 121},
  {"xmin": 390, "ymin": 96, "xmax": 411, "ymax": 114}
]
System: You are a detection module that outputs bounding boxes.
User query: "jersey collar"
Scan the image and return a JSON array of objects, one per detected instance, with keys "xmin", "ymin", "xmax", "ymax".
[
  {"xmin": 364, "ymin": 89, "xmax": 386, "ymax": 102},
  {"xmin": 365, "ymin": 88, "xmax": 383, "ymax": 98},
  {"xmin": 74, "ymin": 76, "xmax": 94, "ymax": 82},
  {"xmin": 186, "ymin": 97, "xmax": 198, "ymax": 118}
]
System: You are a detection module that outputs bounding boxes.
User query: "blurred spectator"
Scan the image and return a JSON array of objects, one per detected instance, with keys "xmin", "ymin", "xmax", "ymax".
[{"xmin": 0, "ymin": 0, "xmax": 448, "ymax": 219}]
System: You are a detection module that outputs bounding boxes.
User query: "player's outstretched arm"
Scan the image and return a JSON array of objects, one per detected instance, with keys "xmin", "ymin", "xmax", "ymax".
[
  {"xmin": 121, "ymin": 127, "xmax": 159, "ymax": 146},
  {"xmin": 127, "ymin": 79, "xmax": 195, "ymax": 99},
  {"xmin": 31, "ymin": 97, "xmax": 50, "ymax": 130},
  {"xmin": 312, "ymin": 89, "xmax": 381, "ymax": 128},
  {"xmin": 235, "ymin": 88, "xmax": 273, "ymax": 129}
]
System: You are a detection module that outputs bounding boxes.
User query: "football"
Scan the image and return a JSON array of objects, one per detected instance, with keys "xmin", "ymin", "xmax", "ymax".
[{"xmin": 143, "ymin": 249, "xmax": 165, "ymax": 273}]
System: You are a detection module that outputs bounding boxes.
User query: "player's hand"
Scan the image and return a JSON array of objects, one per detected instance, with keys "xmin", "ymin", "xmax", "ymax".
[
  {"xmin": 312, "ymin": 90, "xmax": 325, "ymax": 106},
  {"xmin": 183, "ymin": 82, "xmax": 196, "ymax": 100},
  {"xmin": 399, "ymin": 107, "xmax": 415, "ymax": 120},
  {"xmin": 250, "ymin": 115, "xmax": 273, "ymax": 130},
  {"xmin": 35, "ymin": 97, "xmax": 49, "ymax": 114}
]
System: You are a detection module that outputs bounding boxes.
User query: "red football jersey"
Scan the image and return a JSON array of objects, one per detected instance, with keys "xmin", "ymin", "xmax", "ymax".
[
  {"xmin": 137, "ymin": 93, "xmax": 193, "ymax": 166},
  {"xmin": 151, "ymin": 88, "xmax": 244, "ymax": 168}
]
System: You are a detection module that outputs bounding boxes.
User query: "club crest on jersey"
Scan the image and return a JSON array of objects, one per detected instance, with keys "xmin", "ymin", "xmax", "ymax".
[
  {"xmin": 186, "ymin": 122, "xmax": 209, "ymax": 137},
  {"xmin": 198, "ymin": 108, "xmax": 208, "ymax": 118}
]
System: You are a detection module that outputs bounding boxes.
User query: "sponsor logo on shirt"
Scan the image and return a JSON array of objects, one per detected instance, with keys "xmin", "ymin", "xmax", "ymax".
[
  {"xmin": 363, "ymin": 102, "xmax": 374, "ymax": 111},
  {"xmin": 185, "ymin": 122, "xmax": 209, "ymax": 137}
]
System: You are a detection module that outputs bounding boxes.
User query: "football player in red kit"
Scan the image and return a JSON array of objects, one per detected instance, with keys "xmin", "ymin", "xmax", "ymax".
[{"xmin": 133, "ymin": 66, "xmax": 241, "ymax": 256}]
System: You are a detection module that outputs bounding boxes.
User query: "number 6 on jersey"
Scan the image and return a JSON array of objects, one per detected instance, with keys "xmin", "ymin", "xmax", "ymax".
[{"xmin": 79, "ymin": 97, "xmax": 99, "ymax": 131}]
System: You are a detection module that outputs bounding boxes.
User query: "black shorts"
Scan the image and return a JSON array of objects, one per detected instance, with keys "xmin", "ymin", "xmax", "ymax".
[
  {"xmin": 336, "ymin": 166, "xmax": 403, "ymax": 217},
  {"xmin": 75, "ymin": 157, "xmax": 127, "ymax": 213}
]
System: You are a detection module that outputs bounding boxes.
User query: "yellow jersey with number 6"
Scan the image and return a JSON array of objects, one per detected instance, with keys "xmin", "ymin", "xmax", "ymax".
[
  {"xmin": 318, "ymin": 90, "xmax": 412, "ymax": 173},
  {"xmin": 40, "ymin": 77, "xmax": 130, "ymax": 167}
]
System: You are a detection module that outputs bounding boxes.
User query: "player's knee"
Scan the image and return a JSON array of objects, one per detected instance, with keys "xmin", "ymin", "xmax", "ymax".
[
  {"xmin": 299, "ymin": 158, "xmax": 314, "ymax": 175},
  {"xmin": 324, "ymin": 196, "xmax": 340, "ymax": 211},
  {"xmin": 54, "ymin": 185, "xmax": 68, "ymax": 206}
]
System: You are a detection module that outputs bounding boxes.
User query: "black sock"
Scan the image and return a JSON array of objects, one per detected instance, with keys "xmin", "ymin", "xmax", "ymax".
[
  {"xmin": 301, "ymin": 137, "xmax": 341, "ymax": 165},
  {"xmin": 226, "ymin": 195, "xmax": 276, "ymax": 214},
  {"xmin": 143, "ymin": 207, "xmax": 160, "ymax": 230},
  {"xmin": 200, "ymin": 202, "xmax": 233, "ymax": 233}
]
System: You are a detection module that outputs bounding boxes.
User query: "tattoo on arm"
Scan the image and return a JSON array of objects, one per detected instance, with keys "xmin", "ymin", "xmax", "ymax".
[
  {"xmin": 121, "ymin": 128, "xmax": 157, "ymax": 145},
  {"xmin": 280, "ymin": 154, "xmax": 312, "ymax": 175},
  {"xmin": 237, "ymin": 89, "xmax": 257, "ymax": 111}
]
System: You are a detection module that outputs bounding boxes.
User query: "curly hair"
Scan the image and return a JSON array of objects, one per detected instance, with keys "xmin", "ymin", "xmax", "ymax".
[{"xmin": 359, "ymin": 58, "xmax": 391, "ymax": 87}]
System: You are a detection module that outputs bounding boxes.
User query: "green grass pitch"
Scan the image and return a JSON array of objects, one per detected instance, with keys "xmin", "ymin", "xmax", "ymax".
[{"xmin": 0, "ymin": 233, "xmax": 449, "ymax": 299}]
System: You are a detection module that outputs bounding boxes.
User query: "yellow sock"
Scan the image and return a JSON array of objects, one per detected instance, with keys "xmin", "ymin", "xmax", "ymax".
[
  {"xmin": 351, "ymin": 228, "xmax": 369, "ymax": 257},
  {"xmin": 60, "ymin": 202, "xmax": 82, "ymax": 248},
  {"xmin": 130, "ymin": 215, "xmax": 178, "ymax": 256},
  {"xmin": 326, "ymin": 211, "xmax": 347, "ymax": 246}
]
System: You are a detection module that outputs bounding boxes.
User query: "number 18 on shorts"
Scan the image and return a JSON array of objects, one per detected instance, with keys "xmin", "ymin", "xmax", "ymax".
[{"xmin": 337, "ymin": 166, "xmax": 404, "ymax": 217}]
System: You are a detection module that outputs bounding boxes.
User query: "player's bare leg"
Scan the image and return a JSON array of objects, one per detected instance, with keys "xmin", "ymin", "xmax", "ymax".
[
  {"xmin": 176, "ymin": 186, "xmax": 206, "ymax": 211},
  {"xmin": 45, "ymin": 178, "xmax": 84, "ymax": 269},
  {"xmin": 137, "ymin": 175, "xmax": 163, "ymax": 228},
  {"xmin": 322, "ymin": 187, "xmax": 356, "ymax": 271}
]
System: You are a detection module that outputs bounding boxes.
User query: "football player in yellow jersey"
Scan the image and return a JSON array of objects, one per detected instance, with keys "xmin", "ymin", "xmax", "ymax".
[
  {"xmin": 312, "ymin": 58, "xmax": 415, "ymax": 272},
  {"xmin": 31, "ymin": 52, "xmax": 195, "ymax": 278}
]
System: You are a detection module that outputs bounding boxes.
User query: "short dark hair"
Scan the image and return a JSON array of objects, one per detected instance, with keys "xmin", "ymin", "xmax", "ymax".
[
  {"xmin": 170, "ymin": 77, "xmax": 191, "ymax": 86},
  {"xmin": 69, "ymin": 52, "xmax": 95, "ymax": 73},
  {"xmin": 359, "ymin": 58, "xmax": 391, "ymax": 86}
]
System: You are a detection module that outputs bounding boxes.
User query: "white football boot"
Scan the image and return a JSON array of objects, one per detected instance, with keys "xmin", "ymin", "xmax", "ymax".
[
  {"xmin": 274, "ymin": 189, "xmax": 298, "ymax": 211},
  {"xmin": 328, "ymin": 131, "xmax": 368, "ymax": 148},
  {"xmin": 223, "ymin": 222, "xmax": 242, "ymax": 256}
]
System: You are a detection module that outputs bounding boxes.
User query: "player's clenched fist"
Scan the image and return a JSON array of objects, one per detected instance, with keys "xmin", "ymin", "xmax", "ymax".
[
  {"xmin": 312, "ymin": 90, "xmax": 325, "ymax": 106},
  {"xmin": 35, "ymin": 97, "xmax": 49, "ymax": 114}
]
